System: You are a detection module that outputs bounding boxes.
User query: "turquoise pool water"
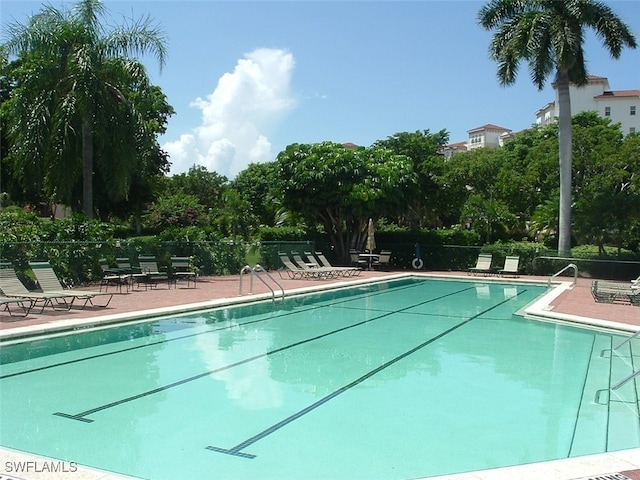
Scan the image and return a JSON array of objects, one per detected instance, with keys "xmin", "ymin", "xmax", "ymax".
[{"xmin": 1, "ymin": 277, "xmax": 639, "ymax": 479}]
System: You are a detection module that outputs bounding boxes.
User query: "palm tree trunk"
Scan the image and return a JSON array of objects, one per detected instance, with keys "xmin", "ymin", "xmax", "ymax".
[
  {"xmin": 82, "ymin": 117, "xmax": 94, "ymax": 218},
  {"xmin": 556, "ymin": 69, "xmax": 572, "ymax": 255}
]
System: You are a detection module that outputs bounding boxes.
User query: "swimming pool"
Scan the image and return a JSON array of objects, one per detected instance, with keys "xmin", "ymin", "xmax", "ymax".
[{"xmin": 1, "ymin": 277, "xmax": 638, "ymax": 479}]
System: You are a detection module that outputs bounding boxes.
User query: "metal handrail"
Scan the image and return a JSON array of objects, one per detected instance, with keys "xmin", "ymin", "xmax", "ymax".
[
  {"xmin": 547, "ymin": 263, "xmax": 578, "ymax": 287},
  {"xmin": 611, "ymin": 368, "xmax": 640, "ymax": 391},
  {"xmin": 238, "ymin": 264, "xmax": 284, "ymax": 302},
  {"xmin": 614, "ymin": 329, "xmax": 640, "ymax": 350}
]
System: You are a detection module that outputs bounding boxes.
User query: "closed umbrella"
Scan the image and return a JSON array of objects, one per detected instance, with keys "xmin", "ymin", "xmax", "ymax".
[{"xmin": 366, "ymin": 218, "xmax": 376, "ymax": 253}]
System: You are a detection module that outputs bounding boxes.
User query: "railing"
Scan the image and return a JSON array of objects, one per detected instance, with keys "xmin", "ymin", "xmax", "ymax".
[
  {"xmin": 547, "ymin": 263, "xmax": 578, "ymax": 287},
  {"xmin": 610, "ymin": 369, "xmax": 640, "ymax": 391},
  {"xmin": 608, "ymin": 330, "xmax": 640, "ymax": 391},
  {"xmin": 239, "ymin": 264, "xmax": 284, "ymax": 302}
]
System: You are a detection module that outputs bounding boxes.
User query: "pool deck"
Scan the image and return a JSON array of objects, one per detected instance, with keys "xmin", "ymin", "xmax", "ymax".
[{"xmin": 1, "ymin": 270, "xmax": 639, "ymax": 480}]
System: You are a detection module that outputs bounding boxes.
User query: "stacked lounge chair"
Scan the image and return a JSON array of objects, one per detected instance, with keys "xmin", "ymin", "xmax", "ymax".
[
  {"xmin": 592, "ymin": 276, "xmax": 640, "ymax": 306},
  {"xmin": 308, "ymin": 251, "xmax": 361, "ymax": 277},
  {"xmin": 278, "ymin": 253, "xmax": 335, "ymax": 280}
]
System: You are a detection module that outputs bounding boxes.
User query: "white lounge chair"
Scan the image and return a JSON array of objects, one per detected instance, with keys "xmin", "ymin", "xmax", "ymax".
[
  {"xmin": 498, "ymin": 256, "xmax": 520, "ymax": 277},
  {"xmin": 468, "ymin": 254, "xmax": 493, "ymax": 276}
]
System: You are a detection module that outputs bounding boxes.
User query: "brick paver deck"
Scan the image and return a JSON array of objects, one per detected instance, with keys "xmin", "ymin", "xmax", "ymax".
[{"xmin": 1, "ymin": 270, "xmax": 638, "ymax": 333}]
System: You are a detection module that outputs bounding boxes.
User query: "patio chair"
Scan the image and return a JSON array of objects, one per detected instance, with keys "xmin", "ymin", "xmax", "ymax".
[
  {"xmin": 350, "ymin": 249, "xmax": 367, "ymax": 268},
  {"xmin": 99, "ymin": 258, "xmax": 131, "ymax": 293},
  {"xmin": 468, "ymin": 254, "xmax": 493, "ymax": 276},
  {"xmin": 309, "ymin": 251, "xmax": 360, "ymax": 277},
  {"xmin": 29, "ymin": 261, "xmax": 113, "ymax": 308},
  {"xmin": 372, "ymin": 250, "xmax": 392, "ymax": 271},
  {"xmin": 0, "ymin": 262, "xmax": 76, "ymax": 313},
  {"xmin": 170, "ymin": 256, "xmax": 197, "ymax": 288},
  {"xmin": 136, "ymin": 255, "xmax": 170, "ymax": 289},
  {"xmin": 497, "ymin": 256, "xmax": 520, "ymax": 277}
]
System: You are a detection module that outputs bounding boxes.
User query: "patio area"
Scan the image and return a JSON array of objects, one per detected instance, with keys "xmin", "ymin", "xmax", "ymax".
[{"xmin": 1, "ymin": 270, "xmax": 638, "ymax": 335}]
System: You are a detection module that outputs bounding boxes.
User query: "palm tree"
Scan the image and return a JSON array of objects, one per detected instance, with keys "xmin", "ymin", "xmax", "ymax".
[
  {"xmin": 478, "ymin": 0, "xmax": 636, "ymax": 254},
  {"xmin": 2, "ymin": 0, "xmax": 167, "ymax": 218}
]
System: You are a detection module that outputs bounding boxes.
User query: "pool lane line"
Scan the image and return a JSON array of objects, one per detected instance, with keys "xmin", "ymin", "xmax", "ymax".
[
  {"xmin": 205, "ymin": 293, "xmax": 524, "ymax": 459},
  {"xmin": 3, "ymin": 279, "xmax": 427, "ymax": 380},
  {"xmin": 52, "ymin": 285, "xmax": 479, "ymax": 423}
]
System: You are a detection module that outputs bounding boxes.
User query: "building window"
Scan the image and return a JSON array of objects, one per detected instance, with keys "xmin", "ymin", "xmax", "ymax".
[
  {"xmin": 631, "ymin": 106, "xmax": 637, "ymax": 116},
  {"xmin": 631, "ymin": 127, "xmax": 636, "ymax": 134},
  {"xmin": 605, "ymin": 106, "xmax": 611, "ymax": 116}
]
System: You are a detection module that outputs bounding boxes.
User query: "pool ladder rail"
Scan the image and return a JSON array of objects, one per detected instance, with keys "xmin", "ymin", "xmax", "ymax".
[
  {"xmin": 595, "ymin": 331, "xmax": 640, "ymax": 405},
  {"xmin": 547, "ymin": 263, "xmax": 578, "ymax": 288},
  {"xmin": 610, "ymin": 331, "xmax": 640, "ymax": 391},
  {"xmin": 239, "ymin": 264, "xmax": 284, "ymax": 302}
]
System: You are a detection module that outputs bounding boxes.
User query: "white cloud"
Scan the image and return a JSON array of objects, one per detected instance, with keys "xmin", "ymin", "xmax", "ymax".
[{"xmin": 163, "ymin": 48, "xmax": 295, "ymax": 178}]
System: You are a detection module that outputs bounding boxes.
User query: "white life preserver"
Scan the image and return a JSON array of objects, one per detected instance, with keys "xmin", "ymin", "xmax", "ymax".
[{"xmin": 412, "ymin": 258, "xmax": 424, "ymax": 270}]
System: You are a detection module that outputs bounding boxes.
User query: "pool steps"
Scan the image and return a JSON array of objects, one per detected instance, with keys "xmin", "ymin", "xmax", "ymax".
[{"xmin": 572, "ymin": 334, "xmax": 640, "ymax": 457}]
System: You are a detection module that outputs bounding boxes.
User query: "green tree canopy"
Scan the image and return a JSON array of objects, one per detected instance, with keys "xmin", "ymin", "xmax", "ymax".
[
  {"xmin": 277, "ymin": 141, "xmax": 417, "ymax": 263},
  {"xmin": 478, "ymin": 0, "xmax": 637, "ymax": 254},
  {"xmin": 373, "ymin": 129, "xmax": 449, "ymax": 228},
  {"xmin": 1, "ymin": 0, "xmax": 170, "ymax": 218}
]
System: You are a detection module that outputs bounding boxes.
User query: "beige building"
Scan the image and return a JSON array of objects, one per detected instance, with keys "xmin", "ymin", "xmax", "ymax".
[
  {"xmin": 535, "ymin": 75, "xmax": 640, "ymax": 135},
  {"xmin": 440, "ymin": 124, "xmax": 512, "ymax": 160},
  {"xmin": 440, "ymin": 75, "xmax": 639, "ymax": 159}
]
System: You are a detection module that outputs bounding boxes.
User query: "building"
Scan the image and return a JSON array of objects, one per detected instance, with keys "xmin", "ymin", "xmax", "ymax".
[
  {"xmin": 467, "ymin": 124, "xmax": 513, "ymax": 150},
  {"xmin": 440, "ymin": 75, "xmax": 639, "ymax": 159},
  {"xmin": 535, "ymin": 75, "xmax": 640, "ymax": 135},
  {"xmin": 439, "ymin": 124, "xmax": 512, "ymax": 160}
]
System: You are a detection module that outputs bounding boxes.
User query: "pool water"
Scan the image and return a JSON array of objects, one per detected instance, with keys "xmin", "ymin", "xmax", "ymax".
[{"xmin": 1, "ymin": 277, "xmax": 639, "ymax": 479}]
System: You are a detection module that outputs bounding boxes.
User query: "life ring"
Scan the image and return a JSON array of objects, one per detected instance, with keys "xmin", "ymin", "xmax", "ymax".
[{"xmin": 412, "ymin": 258, "xmax": 424, "ymax": 270}]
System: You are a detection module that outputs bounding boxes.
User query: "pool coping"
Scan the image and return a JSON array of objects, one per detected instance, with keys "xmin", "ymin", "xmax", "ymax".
[{"xmin": 2, "ymin": 272, "xmax": 639, "ymax": 480}]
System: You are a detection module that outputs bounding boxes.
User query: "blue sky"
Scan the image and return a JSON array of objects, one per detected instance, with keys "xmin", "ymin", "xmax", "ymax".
[{"xmin": 2, "ymin": 1, "xmax": 639, "ymax": 178}]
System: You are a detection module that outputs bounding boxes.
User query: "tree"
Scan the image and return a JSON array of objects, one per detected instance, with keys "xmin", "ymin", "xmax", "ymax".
[
  {"xmin": 2, "ymin": 0, "xmax": 168, "ymax": 218},
  {"xmin": 169, "ymin": 165, "xmax": 228, "ymax": 211},
  {"xmin": 373, "ymin": 129, "xmax": 449, "ymax": 228},
  {"xmin": 571, "ymin": 114, "xmax": 639, "ymax": 253},
  {"xmin": 231, "ymin": 162, "xmax": 280, "ymax": 226},
  {"xmin": 277, "ymin": 142, "xmax": 417, "ymax": 263},
  {"xmin": 478, "ymin": 0, "xmax": 637, "ymax": 254}
]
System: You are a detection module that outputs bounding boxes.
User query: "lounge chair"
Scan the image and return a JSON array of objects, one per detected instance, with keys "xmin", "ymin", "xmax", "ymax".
[
  {"xmin": 592, "ymin": 279, "xmax": 639, "ymax": 306},
  {"xmin": 278, "ymin": 253, "xmax": 331, "ymax": 280},
  {"xmin": 171, "ymin": 256, "xmax": 197, "ymax": 288},
  {"xmin": 309, "ymin": 251, "xmax": 360, "ymax": 277},
  {"xmin": 0, "ymin": 262, "xmax": 76, "ymax": 313},
  {"xmin": 498, "ymin": 256, "xmax": 520, "ymax": 277},
  {"xmin": 291, "ymin": 252, "xmax": 338, "ymax": 279},
  {"xmin": 136, "ymin": 255, "xmax": 170, "ymax": 289},
  {"xmin": 29, "ymin": 261, "xmax": 113, "ymax": 308},
  {"xmin": 468, "ymin": 254, "xmax": 493, "ymax": 276},
  {"xmin": 0, "ymin": 295, "xmax": 33, "ymax": 317}
]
